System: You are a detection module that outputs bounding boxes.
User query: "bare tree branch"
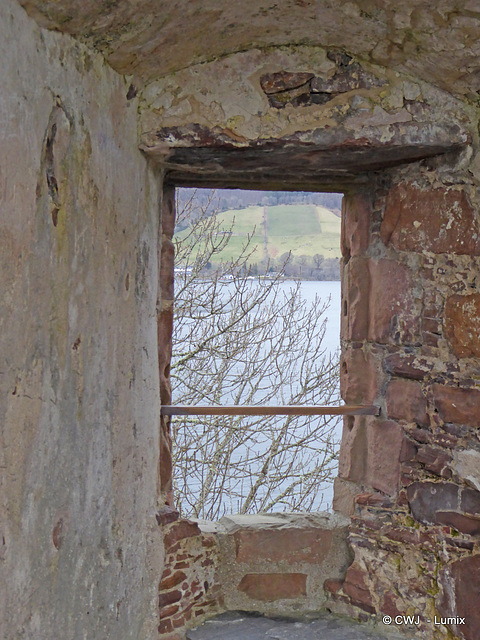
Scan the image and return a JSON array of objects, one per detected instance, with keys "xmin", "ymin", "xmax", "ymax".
[{"xmin": 171, "ymin": 189, "xmax": 340, "ymax": 519}]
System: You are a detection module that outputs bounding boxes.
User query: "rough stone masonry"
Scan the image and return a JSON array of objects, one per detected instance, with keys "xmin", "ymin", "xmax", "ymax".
[{"xmin": 2, "ymin": 1, "xmax": 480, "ymax": 640}]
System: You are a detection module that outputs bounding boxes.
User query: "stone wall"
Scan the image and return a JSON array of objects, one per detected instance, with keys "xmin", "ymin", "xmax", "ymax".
[
  {"xmin": 5, "ymin": 2, "xmax": 480, "ymax": 639},
  {"xmin": 141, "ymin": 41, "xmax": 480, "ymax": 640},
  {"xmin": 157, "ymin": 510, "xmax": 351, "ymax": 639},
  {"xmin": 333, "ymin": 174, "xmax": 480, "ymax": 640},
  {"xmin": 216, "ymin": 512, "xmax": 351, "ymax": 616},
  {"xmin": 0, "ymin": 1, "xmax": 163, "ymax": 637},
  {"xmin": 158, "ymin": 508, "xmax": 223, "ymax": 640}
]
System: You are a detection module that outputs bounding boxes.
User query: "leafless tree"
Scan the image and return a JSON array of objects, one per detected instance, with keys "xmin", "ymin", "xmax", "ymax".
[{"xmin": 171, "ymin": 190, "xmax": 340, "ymax": 520}]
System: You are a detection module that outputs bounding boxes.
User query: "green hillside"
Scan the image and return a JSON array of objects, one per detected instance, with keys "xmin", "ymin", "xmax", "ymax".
[{"xmin": 176, "ymin": 203, "xmax": 342, "ymax": 269}]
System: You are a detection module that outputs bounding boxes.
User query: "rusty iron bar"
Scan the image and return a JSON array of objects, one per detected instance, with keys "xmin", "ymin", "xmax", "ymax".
[{"xmin": 161, "ymin": 405, "xmax": 379, "ymax": 417}]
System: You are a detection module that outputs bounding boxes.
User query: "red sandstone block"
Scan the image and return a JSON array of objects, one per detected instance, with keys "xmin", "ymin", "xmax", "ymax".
[
  {"xmin": 157, "ymin": 506, "xmax": 180, "ymax": 527},
  {"xmin": 406, "ymin": 481, "xmax": 460, "ymax": 526},
  {"xmin": 340, "ymin": 347, "xmax": 380, "ymax": 404},
  {"xmin": 343, "ymin": 256, "xmax": 370, "ymax": 341},
  {"xmin": 233, "ymin": 527, "xmax": 332, "ymax": 564},
  {"xmin": 432, "ymin": 384, "xmax": 480, "ymax": 426},
  {"xmin": 164, "ymin": 519, "xmax": 201, "ymax": 550},
  {"xmin": 366, "ymin": 419, "xmax": 404, "ymax": 495},
  {"xmin": 385, "ymin": 379, "xmax": 428, "ymax": 426},
  {"xmin": 172, "ymin": 617, "xmax": 187, "ymax": 629},
  {"xmin": 381, "ymin": 525, "xmax": 418, "ymax": 545},
  {"xmin": 159, "ymin": 571, "xmax": 187, "ymax": 590},
  {"xmin": 158, "ymin": 618, "xmax": 173, "ymax": 633},
  {"xmin": 368, "ymin": 259, "xmax": 417, "ymax": 344},
  {"xmin": 383, "ymin": 352, "xmax": 432, "ymax": 380},
  {"xmin": 324, "ymin": 578, "xmax": 343, "ymax": 594},
  {"xmin": 408, "ymin": 426, "xmax": 431, "ymax": 444},
  {"xmin": 161, "ymin": 184, "xmax": 176, "ymax": 237},
  {"xmin": 201, "ymin": 536, "xmax": 216, "ymax": 548},
  {"xmin": 444, "ymin": 293, "xmax": 480, "ymax": 358},
  {"xmin": 160, "ymin": 430, "xmax": 173, "ymax": 496},
  {"xmin": 422, "ymin": 331, "xmax": 439, "ymax": 348},
  {"xmin": 338, "ymin": 416, "xmax": 368, "ymax": 483},
  {"xmin": 415, "ymin": 445, "xmax": 451, "ymax": 476},
  {"xmin": 381, "ymin": 591, "xmax": 402, "ymax": 618},
  {"xmin": 159, "ymin": 590, "xmax": 182, "ymax": 609},
  {"xmin": 381, "ymin": 183, "xmax": 479, "ymax": 255},
  {"xmin": 237, "ymin": 573, "xmax": 307, "ymax": 602},
  {"xmin": 160, "ymin": 241, "xmax": 175, "ymax": 300},
  {"xmin": 159, "ymin": 603, "xmax": 179, "ymax": 618},
  {"xmin": 355, "ymin": 493, "xmax": 392, "ymax": 507},
  {"xmin": 400, "ymin": 436, "xmax": 418, "ymax": 462},
  {"xmin": 436, "ymin": 511, "xmax": 480, "ymax": 535},
  {"xmin": 342, "ymin": 563, "xmax": 375, "ymax": 614},
  {"xmin": 342, "ymin": 193, "xmax": 371, "ymax": 258},
  {"xmin": 438, "ymin": 554, "xmax": 480, "ymax": 640}
]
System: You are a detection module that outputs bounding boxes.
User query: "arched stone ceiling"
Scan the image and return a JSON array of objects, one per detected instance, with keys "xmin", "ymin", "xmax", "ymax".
[{"xmin": 18, "ymin": 0, "xmax": 480, "ymax": 99}]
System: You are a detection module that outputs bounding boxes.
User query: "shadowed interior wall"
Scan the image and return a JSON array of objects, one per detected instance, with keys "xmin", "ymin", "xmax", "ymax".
[{"xmin": 0, "ymin": 1, "xmax": 163, "ymax": 637}]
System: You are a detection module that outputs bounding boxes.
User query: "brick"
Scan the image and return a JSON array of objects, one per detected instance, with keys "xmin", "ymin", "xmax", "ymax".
[
  {"xmin": 237, "ymin": 573, "xmax": 307, "ymax": 602},
  {"xmin": 386, "ymin": 379, "xmax": 428, "ymax": 426},
  {"xmin": 445, "ymin": 293, "xmax": 480, "ymax": 358},
  {"xmin": 233, "ymin": 527, "xmax": 332, "ymax": 564},
  {"xmin": 433, "ymin": 384, "xmax": 480, "ymax": 426},
  {"xmin": 381, "ymin": 184, "xmax": 479, "ymax": 255}
]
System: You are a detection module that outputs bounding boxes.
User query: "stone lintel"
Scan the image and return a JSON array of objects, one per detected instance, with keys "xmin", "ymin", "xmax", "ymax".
[{"xmin": 140, "ymin": 122, "xmax": 468, "ymax": 190}]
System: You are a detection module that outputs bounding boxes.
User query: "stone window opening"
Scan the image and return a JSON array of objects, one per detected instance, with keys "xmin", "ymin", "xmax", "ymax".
[
  {"xmin": 167, "ymin": 186, "xmax": 353, "ymax": 520},
  {"xmin": 157, "ymin": 182, "xmax": 358, "ymax": 632},
  {"xmin": 154, "ymin": 123, "xmax": 476, "ymax": 636}
]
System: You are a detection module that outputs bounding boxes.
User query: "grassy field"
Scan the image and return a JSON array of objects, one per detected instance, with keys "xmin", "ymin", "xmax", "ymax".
[{"xmin": 176, "ymin": 204, "xmax": 341, "ymax": 265}]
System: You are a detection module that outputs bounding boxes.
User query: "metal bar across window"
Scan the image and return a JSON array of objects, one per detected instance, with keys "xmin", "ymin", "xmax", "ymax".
[{"xmin": 161, "ymin": 405, "xmax": 379, "ymax": 417}]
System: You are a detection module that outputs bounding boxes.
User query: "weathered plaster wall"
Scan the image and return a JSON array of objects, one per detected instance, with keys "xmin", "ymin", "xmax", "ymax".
[
  {"xmin": 0, "ymin": 1, "xmax": 163, "ymax": 637},
  {"xmin": 138, "ymin": 47, "xmax": 473, "ymax": 191}
]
